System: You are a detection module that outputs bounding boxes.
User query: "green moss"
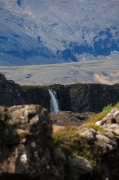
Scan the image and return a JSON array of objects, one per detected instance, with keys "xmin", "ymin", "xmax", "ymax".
[
  {"xmin": 52, "ymin": 126, "xmax": 100, "ymax": 166},
  {"xmin": 114, "ymin": 102, "xmax": 119, "ymax": 108},
  {"xmin": 82, "ymin": 103, "xmax": 116, "ymax": 135},
  {"xmin": 86, "ymin": 112, "xmax": 106, "ymax": 124},
  {"xmin": 91, "ymin": 160, "xmax": 102, "ymax": 177},
  {"xmin": 44, "ymin": 125, "xmax": 104, "ymax": 178},
  {"xmin": 48, "ymin": 103, "xmax": 119, "ymax": 178},
  {"xmin": 86, "ymin": 124, "xmax": 105, "ymax": 134},
  {"xmin": 103, "ymin": 103, "xmax": 113, "ymax": 113},
  {"xmin": 86, "ymin": 103, "xmax": 114, "ymax": 125}
]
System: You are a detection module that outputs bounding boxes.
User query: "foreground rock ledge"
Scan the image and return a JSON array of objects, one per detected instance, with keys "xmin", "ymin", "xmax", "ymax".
[
  {"xmin": 0, "ymin": 105, "xmax": 55, "ymax": 180},
  {"xmin": 1, "ymin": 105, "xmax": 119, "ymax": 180}
]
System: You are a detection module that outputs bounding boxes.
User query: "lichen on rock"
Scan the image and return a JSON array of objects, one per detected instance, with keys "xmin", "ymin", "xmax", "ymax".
[{"xmin": 0, "ymin": 104, "xmax": 57, "ymax": 180}]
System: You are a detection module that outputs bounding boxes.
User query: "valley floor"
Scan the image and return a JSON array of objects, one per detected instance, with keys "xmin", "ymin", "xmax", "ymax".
[{"xmin": 0, "ymin": 59, "xmax": 119, "ymax": 85}]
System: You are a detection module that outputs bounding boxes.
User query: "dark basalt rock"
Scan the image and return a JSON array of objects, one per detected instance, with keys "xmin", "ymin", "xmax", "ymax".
[
  {"xmin": 0, "ymin": 75, "xmax": 25, "ymax": 106},
  {"xmin": 0, "ymin": 75, "xmax": 50, "ymax": 110},
  {"xmin": 1, "ymin": 73, "xmax": 119, "ymax": 113},
  {"xmin": 0, "ymin": 73, "xmax": 6, "ymax": 80},
  {"xmin": 21, "ymin": 86, "xmax": 50, "ymax": 110},
  {"xmin": 50, "ymin": 83, "xmax": 119, "ymax": 113}
]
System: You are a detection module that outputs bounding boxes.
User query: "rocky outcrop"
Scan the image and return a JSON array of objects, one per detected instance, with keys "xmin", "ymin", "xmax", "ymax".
[
  {"xmin": 52, "ymin": 107, "xmax": 119, "ymax": 180},
  {"xmin": 0, "ymin": 104, "xmax": 64, "ymax": 180},
  {"xmin": 1, "ymin": 104, "xmax": 119, "ymax": 179},
  {"xmin": 68, "ymin": 156, "xmax": 92, "ymax": 180}
]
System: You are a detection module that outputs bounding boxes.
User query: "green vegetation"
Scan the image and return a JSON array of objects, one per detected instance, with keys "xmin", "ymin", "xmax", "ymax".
[
  {"xmin": 82, "ymin": 103, "xmax": 119, "ymax": 133},
  {"xmin": 85, "ymin": 102, "xmax": 119, "ymax": 127},
  {"xmin": 52, "ymin": 126, "xmax": 100, "ymax": 171},
  {"xmin": 86, "ymin": 103, "xmax": 113, "ymax": 125},
  {"xmin": 103, "ymin": 103, "xmax": 113, "ymax": 113},
  {"xmin": 48, "ymin": 103, "xmax": 119, "ymax": 176},
  {"xmin": 86, "ymin": 124, "xmax": 105, "ymax": 134}
]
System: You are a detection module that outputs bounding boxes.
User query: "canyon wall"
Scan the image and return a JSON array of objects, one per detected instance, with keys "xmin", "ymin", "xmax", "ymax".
[
  {"xmin": 50, "ymin": 83, "xmax": 119, "ymax": 113},
  {"xmin": 1, "ymin": 73, "xmax": 119, "ymax": 113}
]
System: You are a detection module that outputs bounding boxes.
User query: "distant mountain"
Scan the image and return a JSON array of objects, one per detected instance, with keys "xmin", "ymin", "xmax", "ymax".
[{"xmin": 0, "ymin": 0, "xmax": 119, "ymax": 65}]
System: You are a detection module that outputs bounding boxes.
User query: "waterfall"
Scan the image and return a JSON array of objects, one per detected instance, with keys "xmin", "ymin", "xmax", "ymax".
[{"xmin": 48, "ymin": 89, "xmax": 59, "ymax": 113}]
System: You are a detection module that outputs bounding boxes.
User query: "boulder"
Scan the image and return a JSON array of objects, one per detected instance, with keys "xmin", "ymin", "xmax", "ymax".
[
  {"xmin": 0, "ymin": 105, "xmax": 63, "ymax": 180},
  {"xmin": 68, "ymin": 156, "xmax": 92, "ymax": 180},
  {"xmin": 96, "ymin": 133, "xmax": 117, "ymax": 152},
  {"xmin": 95, "ymin": 107, "xmax": 119, "ymax": 138},
  {"xmin": 53, "ymin": 147, "xmax": 66, "ymax": 165},
  {"xmin": 79, "ymin": 128, "xmax": 96, "ymax": 139}
]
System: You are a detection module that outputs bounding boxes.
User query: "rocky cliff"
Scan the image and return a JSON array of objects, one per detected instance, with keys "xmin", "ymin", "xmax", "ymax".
[
  {"xmin": 1, "ymin": 104, "xmax": 119, "ymax": 180},
  {"xmin": 0, "ymin": 73, "xmax": 25, "ymax": 106},
  {"xmin": 0, "ymin": 73, "xmax": 50, "ymax": 110},
  {"xmin": 21, "ymin": 86, "xmax": 50, "ymax": 110},
  {"xmin": 50, "ymin": 83, "xmax": 119, "ymax": 113},
  {"xmin": 1, "ymin": 73, "xmax": 119, "ymax": 113}
]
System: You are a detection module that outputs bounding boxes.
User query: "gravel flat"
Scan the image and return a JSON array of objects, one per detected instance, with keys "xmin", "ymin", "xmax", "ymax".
[{"xmin": 0, "ymin": 60, "xmax": 119, "ymax": 85}]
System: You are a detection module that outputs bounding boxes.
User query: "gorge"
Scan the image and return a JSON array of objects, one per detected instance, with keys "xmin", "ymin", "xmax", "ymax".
[
  {"xmin": 1, "ymin": 72, "xmax": 119, "ymax": 113},
  {"xmin": 1, "ymin": 73, "xmax": 119, "ymax": 179}
]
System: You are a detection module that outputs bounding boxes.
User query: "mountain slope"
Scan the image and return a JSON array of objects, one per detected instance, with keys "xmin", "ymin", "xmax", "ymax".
[{"xmin": 0, "ymin": 0, "xmax": 119, "ymax": 65}]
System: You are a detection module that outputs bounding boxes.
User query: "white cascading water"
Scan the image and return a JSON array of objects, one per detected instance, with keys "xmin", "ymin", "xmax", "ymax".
[{"xmin": 48, "ymin": 89, "xmax": 59, "ymax": 113}]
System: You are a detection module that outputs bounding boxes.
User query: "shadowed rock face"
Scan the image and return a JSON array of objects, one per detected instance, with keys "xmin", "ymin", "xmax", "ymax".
[
  {"xmin": 0, "ymin": 73, "xmax": 26, "ymax": 106},
  {"xmin": 69, "ymin": 83, "xmax": 119, "ymax": 112},
  {"xmin": 0, "ymin": 73, "xmax": 50, "ymax": 110},
  {"xmin": 50, "ymin": 83, "xmax": 119, "ymax": 113},
  {"xmin": 21, "ymin": 87, "xmax": 50, "ymax": 110}
]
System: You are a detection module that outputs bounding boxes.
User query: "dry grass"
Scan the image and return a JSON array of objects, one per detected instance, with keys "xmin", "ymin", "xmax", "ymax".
[{"xmin": 53, "ymin": 125, "xmax": 65, "ymax": 133}]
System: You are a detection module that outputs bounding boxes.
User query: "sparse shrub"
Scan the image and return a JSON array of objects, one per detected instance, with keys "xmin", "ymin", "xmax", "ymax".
[
  {"xmin": 103, "ymin": 103, "xmax": 113, "ymax": 113},
  {"xmin": 115, "ymin": 102, "xmax": 119, "ymax": 108},
  {"xmin": 85, "ymin": 103, "xmax": 116, "ymax": 125}
]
